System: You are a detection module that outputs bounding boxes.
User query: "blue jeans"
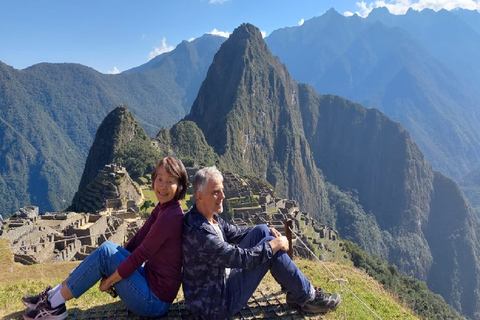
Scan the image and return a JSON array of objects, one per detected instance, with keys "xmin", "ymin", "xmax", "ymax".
[
  {"xmin": 66, "ymin": 241, "xmax": 171, "ymax": 317},
  {"xmin": 226, "ymin": 225, "xmax": 312, "ymax": 316}
]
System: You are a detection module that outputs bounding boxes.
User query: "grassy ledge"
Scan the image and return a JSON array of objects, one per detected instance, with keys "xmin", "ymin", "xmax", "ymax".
[{"xmin": 0, "ymin": 239, "xmax": 419, "ymax": 320}]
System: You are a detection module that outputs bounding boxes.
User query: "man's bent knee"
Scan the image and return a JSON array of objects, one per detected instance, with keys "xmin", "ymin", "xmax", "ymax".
[{"xmin": 252, "ymin": 224, "xmax": 270, "ymax": 236}]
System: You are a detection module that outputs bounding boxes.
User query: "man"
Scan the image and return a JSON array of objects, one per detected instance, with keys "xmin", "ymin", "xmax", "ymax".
[{"xmin": 182, "ymin": 166, "xmax": 341, "ymax": 319}]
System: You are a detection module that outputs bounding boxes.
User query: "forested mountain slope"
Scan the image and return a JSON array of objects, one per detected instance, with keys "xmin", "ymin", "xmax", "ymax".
[
  {"xmin": 265, "ymin": 8, "xmax": 480, "ymax": 213},
  {"xmin": 0, "ymin": 35, "xmax": 224, "ymax": 215}
]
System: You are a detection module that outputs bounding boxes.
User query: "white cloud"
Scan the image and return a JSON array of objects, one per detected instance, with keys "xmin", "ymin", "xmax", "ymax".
[
  {"xmin": 208, "ymin": 28, "xmax": 231, "ymax": 38},
  {"xmin": 299, "ymin": 18, "xmax": 305, "ymax": 26},
  {"xmin": 148, "ymin": 37, "xmax": 174, "ymax": 60},
  {"xmin": 261, "ymin": 31, "xmax": 267, "ymax": 38},
  {"xmin": 107, "ymin": 66, "xmax": 120, "ymax": 75},
  {"xmin": 347, "ymin": 0, "xmax": 480, "ymax": 17},
  {"xmin": 209, "ymin": 0, "xmax": 229, "ymax": 3}
]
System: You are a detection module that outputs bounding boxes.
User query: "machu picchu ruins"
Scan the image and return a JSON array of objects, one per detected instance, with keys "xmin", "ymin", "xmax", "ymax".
[
  {"xmin": 71, "ymin": 163, "xmax": 143, "ymax": 214},
  {"xmin": 1, "ymin": 165, "xmax": 341, "ymax": 266}
]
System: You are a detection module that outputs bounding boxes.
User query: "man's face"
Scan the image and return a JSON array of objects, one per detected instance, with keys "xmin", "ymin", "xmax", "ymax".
[{"xmin": 198, "ymin": 175, "xmax": 225, "ymax": 215}]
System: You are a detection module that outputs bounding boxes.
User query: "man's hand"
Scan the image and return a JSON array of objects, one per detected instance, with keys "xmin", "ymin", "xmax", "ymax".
[
  {"xmin": 269, "ymin": 236, "xmax": 289, "ymax": 254},
  {"xmin": 269, "ymin": 227, "xmax": 281, "ymax": 238}
]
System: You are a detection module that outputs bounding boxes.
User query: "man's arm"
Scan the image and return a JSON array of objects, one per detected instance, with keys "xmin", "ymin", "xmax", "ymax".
[
  {"xmin": 191, "ymin": 226, "xmax": 274, "ymax": 270},
  {"xmin": 219, "ymin": 216, "xmax": 253, "ymax": 244}
]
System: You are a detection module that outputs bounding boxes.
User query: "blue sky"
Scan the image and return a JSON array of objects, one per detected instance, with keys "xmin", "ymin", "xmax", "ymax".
[{"xmin": 0, "ymin": 0, "xmax": 479, "ymax": 74}]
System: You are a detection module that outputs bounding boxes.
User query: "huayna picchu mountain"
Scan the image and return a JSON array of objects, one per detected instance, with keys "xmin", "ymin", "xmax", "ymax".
[
  {"xmin": 184, "ymin": 23, "xmax": 329, "ymax": 221},
  {"xmin": 182, "ymin": 23, "xmax": 480, "ymax": 318}
]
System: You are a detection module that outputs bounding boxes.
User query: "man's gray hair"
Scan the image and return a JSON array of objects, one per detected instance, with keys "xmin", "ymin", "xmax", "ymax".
[{"xmin": 193, "ymin": 166, "xmax": 223, "ymax": 195}]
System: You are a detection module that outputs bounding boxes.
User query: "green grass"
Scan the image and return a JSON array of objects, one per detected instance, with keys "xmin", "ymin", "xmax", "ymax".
[
  {"xmin": 292, "ymin": 260, "xmax": 419, "ymax": 320},
  {"xmin": 1, "ymin": 238, "xmax": 419, "ymax": 320}
]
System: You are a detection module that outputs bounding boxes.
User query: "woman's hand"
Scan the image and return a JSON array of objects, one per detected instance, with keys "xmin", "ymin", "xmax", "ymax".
[{"xmin": 100, "ymin": 270, "xmax": 123, "ymax": 294}]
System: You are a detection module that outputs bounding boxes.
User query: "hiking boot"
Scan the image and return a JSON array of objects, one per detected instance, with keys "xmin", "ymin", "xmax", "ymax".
[
  {"xmin": 302, "ymin": 287, "xmax": 341, "ymax": 314},
  {"xmin": 286, "ymin": 287, "xmax": 341, "ymax": 314},
  {"xmin": 22, "ymin": 286, "xmax": 52, "ymax": 308},
  {"xmin": 23, "ymin": 300, "xmax": 68, "ymax": 320},
  {"xmin": 286, "ymin": 291, "xmax": 300, "ymax": 309}
]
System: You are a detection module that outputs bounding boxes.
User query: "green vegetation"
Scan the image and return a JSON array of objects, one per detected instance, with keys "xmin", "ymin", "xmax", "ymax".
[
  {"xmin": 344, "ymin": 241, "xmax": 466, "ymax": 320},
  {"xmin": 114, "ymin": 137, "xmax": 161, "ymax": 179},
  {"xmin": 325, "ymin": 182, "xmax": 389, "ymax": 259},
  {"xmin": 152, "ymin": 121, "xmax": 219, "ymax": 168}
]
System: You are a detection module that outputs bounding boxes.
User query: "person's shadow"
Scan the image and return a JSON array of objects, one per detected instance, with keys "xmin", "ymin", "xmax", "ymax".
[
  {"xmin": 6, "ymin": 300, "xmax": 194, "ymax": 320},
  {"xmin": 7, "ymin": 290, "xmax": 305, "ymax": 319}
]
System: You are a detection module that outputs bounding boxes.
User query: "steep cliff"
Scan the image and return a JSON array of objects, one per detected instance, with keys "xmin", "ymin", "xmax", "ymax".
[
  {"xmin": 425, "ymin": 172, "xmax": 480, "ymax": 318},
  {"xmin": 185, "ymin": 23, "xmax": 328, "ymax": 218}
]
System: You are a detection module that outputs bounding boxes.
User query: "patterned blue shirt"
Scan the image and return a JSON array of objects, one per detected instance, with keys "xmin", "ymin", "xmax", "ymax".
[{"xmin": 182, "ymin": 205, "xmax": 274, "ymax": 319}]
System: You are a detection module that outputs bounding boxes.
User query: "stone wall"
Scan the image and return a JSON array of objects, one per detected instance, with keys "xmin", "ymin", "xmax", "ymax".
[
  {"xmin": 1, "ymin": 222, "xmax": 35, "ymax": 244},
  {"xmin": 53, "ymin": 238, "xmax": 82, "ymax": 262},
  {"xmin": 1, "ymin": 204, "xmax": 143, "ymax": 265}
]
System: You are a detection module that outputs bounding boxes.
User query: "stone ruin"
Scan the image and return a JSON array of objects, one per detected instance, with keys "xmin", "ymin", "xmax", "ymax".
[
  {"xmin": 0, "ymin": 164, "xmax": 145, "ymax": 266},
  {"xmin": 0, "ymin": 163, "xmax": 144, "ymax": 266},
  {"xmin": 73, "ymin": 163, "xmax": 143, "ymax": 214},
  {"xmin": 221, "ymin": 171, "xmax": 340, "ymax": 262},
  {"xmin": 0, "ymin": 206, "xmax": 144, "ymax": 265},
  {"xmin": 1, "ymin": 167, "xmax": 340, "ymax": 266}
]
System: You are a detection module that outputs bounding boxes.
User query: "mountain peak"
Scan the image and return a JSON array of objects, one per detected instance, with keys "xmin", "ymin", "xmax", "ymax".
[
  {"xmin": 185, "ymin": 23, "xmax": 284, "ymax": 155},
  {"xmin": 230, "ymin": 23, "xmax": 264, "ymax": 41},
  {"xmin": 70, "ymin": 105, "xmax": 153, "ymax": 211},
  {"xmin": 185, "ymin": 23, "xmax": 326, "ymax": 216}
]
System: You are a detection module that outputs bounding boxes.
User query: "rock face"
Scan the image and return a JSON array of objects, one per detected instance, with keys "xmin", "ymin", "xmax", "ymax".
[
  {"xmin": 184, "ymin": 23, "xmax": 480, "ymax": 318},
  {"xmin": 301, "ymin": 91, "xmax": 435, "ymax": 275},
  {"xmin": 185, "ymin": 23, "xmax": 328, "ymax": 219}
]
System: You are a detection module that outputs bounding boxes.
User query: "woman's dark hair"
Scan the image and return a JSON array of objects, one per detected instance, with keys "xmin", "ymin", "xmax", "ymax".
[{"xmin": 151, "ymin": 156, "xmax": 188, "ymax": 201}]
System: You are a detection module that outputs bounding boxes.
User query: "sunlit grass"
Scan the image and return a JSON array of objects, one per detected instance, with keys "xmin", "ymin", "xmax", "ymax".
[{"xmin": 1, "ymin": 238, "xmax": 419, "ymax": 320}]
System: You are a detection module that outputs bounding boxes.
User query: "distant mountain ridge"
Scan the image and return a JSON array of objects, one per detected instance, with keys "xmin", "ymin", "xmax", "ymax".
[
  {"xmin": 3, "ymin": 8, "xmax": 480, "ymax": 218},
  {"xmin": 265, "ymin": 8, "xmax": 480, "ymax": 213},
  {"xmin": 0, "ymin": 35, "xmax": 224, "ymax": 215}
]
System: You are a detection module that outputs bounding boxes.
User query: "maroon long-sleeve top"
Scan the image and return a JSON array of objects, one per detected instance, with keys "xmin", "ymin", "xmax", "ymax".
[{"xmin": 117, "ymin": 200, "xmax": 183, "ymax": 303}]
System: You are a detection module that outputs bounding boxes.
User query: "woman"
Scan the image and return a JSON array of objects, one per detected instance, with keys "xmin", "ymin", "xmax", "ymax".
[{"xmin": 22, "ymin": 156, "xmax": 188, "ymax": 319}]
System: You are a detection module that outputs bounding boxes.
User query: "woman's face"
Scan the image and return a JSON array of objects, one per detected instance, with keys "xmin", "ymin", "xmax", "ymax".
[{"xmin": 154, "ymin": 165, "xmax": 179, "ymax": 204}]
